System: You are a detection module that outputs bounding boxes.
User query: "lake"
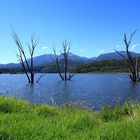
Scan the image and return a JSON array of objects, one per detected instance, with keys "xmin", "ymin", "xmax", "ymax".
[{"xmin": 0, "ymin": 73, "xmax": 140, "ymax": 110}]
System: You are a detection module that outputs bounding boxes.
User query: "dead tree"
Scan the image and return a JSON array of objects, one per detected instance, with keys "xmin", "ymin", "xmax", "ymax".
[
  {"xmin": 52, "ymin": 47, "xmax": 64, "ymax": 80},
  {"xmin": 12, "ymin": 30, "xmax": 39, "ymax": 83},
  {"xmin": 52, "ymin": 40, "xmax": 74, "ymax": 81},
  {"xmin": 115, "ymin": 30, "xmax": 140, "ymax": 82}
]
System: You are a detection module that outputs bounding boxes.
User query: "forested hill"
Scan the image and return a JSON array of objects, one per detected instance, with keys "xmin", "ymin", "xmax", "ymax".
[
  {"xmin": 0, "ymin": 52, "xmax": 140, "ymax": 73},
  {"xmin": 1, "ymin": 58, "xmax": 140, "ymax": 74},
  {"xmin": 73, "ymin": 58, "xmax": 140, "ymax": 73}
]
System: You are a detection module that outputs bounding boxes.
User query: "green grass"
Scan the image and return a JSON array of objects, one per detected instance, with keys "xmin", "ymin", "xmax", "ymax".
[{"xmin": 0, "ymin": 97, "xmax": 140, "ymax": 139}]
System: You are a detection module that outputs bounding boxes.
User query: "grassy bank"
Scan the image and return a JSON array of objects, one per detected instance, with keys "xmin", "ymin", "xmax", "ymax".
[{"xmin": 0, "ymin": 97, "xmax": 140, "ymax": 139}]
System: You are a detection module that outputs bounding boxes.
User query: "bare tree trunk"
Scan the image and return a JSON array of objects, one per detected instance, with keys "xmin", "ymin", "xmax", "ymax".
[
  {"xmin": 18, "ymin": 56, "xmax": 31, "ymax": 83},
  {"xmin": 52, "ymin": 41, "xmax": 74, "ymax": 81},
  {"xmin": 30, "ymin": 73, "xmax": 34, "ymax": 83},
  {"xmin": 52, "ymin": 47, "xmax": 64, "ymax": 80},
  {"xmin": 115, "ymin": 30, "xmax": 139, "ymax": 82},
  {"xmin": 12, "ymin": 29, "xmax": 38, "ymax": 84},
  {"xmin": 63, "ymin": 41, "xmax": 69, "ymax": 80},
  {"xmin": 30, "ymin": 50, "xmax": 34, "ymax": 83}
]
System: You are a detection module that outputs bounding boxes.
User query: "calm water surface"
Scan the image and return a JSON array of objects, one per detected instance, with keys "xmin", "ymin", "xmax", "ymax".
[{"xmin": 0, "ymin": 73, "xmax": 140, "ymax": 109}]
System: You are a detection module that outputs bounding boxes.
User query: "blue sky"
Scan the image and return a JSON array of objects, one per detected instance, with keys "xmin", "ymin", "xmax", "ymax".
[{"xmin": 0, "ymin": 0, "xmax": 140, "ymax": 63}]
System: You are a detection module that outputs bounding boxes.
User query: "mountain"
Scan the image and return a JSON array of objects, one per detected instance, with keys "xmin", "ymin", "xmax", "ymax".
[
  {"xmin": 65, "ymin": 52, "xmax": 89, "ymax": 62},
  {"xmin": 89, "ymin": 57, "xmax": 96, "ymax": 61},
  {"xmin": 0, "ymin": 53, "xmax": 90, "ymax": 69},
  {"xmin": 74, "ymin": 51, "xmax": 140, "ymax": 73},
  {"xmin": 28, "ymin": 54, "xmax": 55, "ymax": 66},
  {"xmin": 30, "ymin": 53, "xmax": 89, "ymax": 66},
  {"xmin": 0, "ymin": 51, "xmax": 140, "ymax": 70},
  {"xmin": 94, "ymin": 51, "xmax": 140, "ymax": 61}
]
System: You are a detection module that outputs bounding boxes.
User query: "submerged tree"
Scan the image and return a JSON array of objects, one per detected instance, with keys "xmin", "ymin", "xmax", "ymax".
[
  {"xmin": 115, "ymin": 30, "xmax": 140, "ymax": 82},
  {"xmin": 12, "ymin": 30, "xmax": 39, "ymax": 83},
  {"xmin": 53, "ymin": 40, "xmax": 74, "ymax": 81}
]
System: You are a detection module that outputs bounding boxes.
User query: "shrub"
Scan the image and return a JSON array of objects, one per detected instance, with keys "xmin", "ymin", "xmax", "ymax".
[
  {"xmin": 0, "ymin": 97, "xmax": 31, "ymax": 113},
  {"xmin": 100, "ymin": 102, "xmax": 134, "ymax": 122},
  {"xmin": 35, "ymin": 105, "xmax": 58, "ymax": 117}
]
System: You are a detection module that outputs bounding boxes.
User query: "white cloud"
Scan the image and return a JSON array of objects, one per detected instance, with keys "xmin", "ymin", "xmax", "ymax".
[
  {"xmin": 79, "ymin": 48, "xmax": 84, "ymax": 52},
  {"xmin": 115, "ymin": 45, "xmax": 120, "ymax": 50},
  {"xmin": 130, "ymin": 43, "xmax": 139, "ymax": 51},
  {"xmin": 99, "ymin": 49, "xmax": 105, "ymax": 53},
  {"xmin": 41, "ymin": 46, "xmax": 48, "ymax": 50}
]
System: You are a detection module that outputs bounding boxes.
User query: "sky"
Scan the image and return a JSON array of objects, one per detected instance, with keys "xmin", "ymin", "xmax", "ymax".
[{"xmin": 0, "ymin": 0, "xmax": 140, "ymax": 64}]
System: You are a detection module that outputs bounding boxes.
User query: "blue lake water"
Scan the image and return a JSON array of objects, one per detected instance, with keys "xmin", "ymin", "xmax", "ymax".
[{"xmin": 0, "ymin": 73, "xmax": 140, "ymax": 110}]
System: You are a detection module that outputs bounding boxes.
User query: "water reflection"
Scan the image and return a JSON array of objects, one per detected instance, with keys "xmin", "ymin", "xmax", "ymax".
[{"xmin": 51, "ymin": 81, "xmax": 71, "ymax": 106}]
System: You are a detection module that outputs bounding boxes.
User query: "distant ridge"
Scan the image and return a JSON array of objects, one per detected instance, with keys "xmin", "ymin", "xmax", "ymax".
[
  {"xmin": 0, "ymin": 51, "xmax": 140, "ymax": 69},
  {"xmin": 95, "ymin": 51, "xmax": 140, "ymax": 61}
]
